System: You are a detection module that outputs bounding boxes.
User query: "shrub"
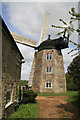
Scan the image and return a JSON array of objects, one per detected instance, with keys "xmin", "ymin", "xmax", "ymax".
[{"xmin": 22, "ymin": 90, "xmax": 37, "ymax": 104}]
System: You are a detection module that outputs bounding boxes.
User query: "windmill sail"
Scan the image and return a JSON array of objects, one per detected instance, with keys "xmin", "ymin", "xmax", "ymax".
[
  {"xmin": 28, "ymin": 56, "xmax": 36, "ymax": 87},
  {"xmin": 11, "ymin": 32, "xmax": 36, "ymax": 48},
  {"xmin": 39, "ymin": 11, "xmax": 50, "ymax": 44}
]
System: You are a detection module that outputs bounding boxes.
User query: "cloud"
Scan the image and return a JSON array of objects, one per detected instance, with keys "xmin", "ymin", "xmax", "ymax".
[
  {"xmin": 5, "ymin": 2, "xmax": 43, "ymax": 41},
  {"xmin": 21, "ymin": 62, "xmax": 32, "ymax": 80},
  {"xmin": 16, "ymin": 43, "xmax": 34, "ymax": 80},
  {"xmin": 4, "ymin": 2, "xmax": 78, "ymax": 41},
  {"xmin": 17, "ymin": 43, "xmax": 34, "ymax": 62},
  {"xmin": 2, "ymin": 2, "xmax": 79, "ymax": 80},
  {"xmin": 1, "ymin": 0, "xmax": 80, "ymax": 2}
]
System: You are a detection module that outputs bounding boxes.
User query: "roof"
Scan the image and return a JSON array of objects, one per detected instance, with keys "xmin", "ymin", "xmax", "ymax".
[
  {"xmin": 1, "ymin": 16, "xmax": 24, "ymax": 59},
  {"xmin": 36, "ymin": 35, "xmax": 68, "ymax": 51}
]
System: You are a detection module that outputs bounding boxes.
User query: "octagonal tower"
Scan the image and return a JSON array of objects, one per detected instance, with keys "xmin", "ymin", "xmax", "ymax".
[{"xmin": 32, "ymin": 35, "xmax": 68, "ymax": 93}]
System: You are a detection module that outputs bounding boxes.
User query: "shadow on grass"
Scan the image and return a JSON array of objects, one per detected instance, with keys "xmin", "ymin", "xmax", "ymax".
[{"xmin": 57, "ymin": 95, "xmax": 80, "ymax": 119}]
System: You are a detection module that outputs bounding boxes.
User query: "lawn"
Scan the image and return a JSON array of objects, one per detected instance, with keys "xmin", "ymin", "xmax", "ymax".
[
  {"xmin": 66, "ymin": 91, "xmax": 79, "ymax": 108},
  {"xmin": 38, "ymin": 91, "xmax": 78, "ymax": 96},
  {"xmin": 9, "ymin": 102, "xmax": 39, "ymax": 118}
]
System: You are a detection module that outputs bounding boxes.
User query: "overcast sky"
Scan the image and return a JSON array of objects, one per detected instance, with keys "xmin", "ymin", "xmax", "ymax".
[{"xmin": 1, "ymin": 1, "xmax": 79, "ymax": 80}]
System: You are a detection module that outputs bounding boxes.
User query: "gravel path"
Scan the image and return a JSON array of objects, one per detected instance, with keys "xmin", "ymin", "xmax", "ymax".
[{"xmin": 36, "ymin": 96, "xmax": 80, "ymax": 119}]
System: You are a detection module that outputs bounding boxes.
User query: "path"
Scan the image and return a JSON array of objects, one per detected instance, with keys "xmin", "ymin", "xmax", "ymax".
[{"xmin": 36, "ymin": 96, "xmax": 80, "ymax": 119}]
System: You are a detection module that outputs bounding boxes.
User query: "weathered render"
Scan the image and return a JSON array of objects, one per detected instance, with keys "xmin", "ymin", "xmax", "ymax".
[{"xmin": 1, "ymin": 16, "xmax": 23, "ymax": 118}]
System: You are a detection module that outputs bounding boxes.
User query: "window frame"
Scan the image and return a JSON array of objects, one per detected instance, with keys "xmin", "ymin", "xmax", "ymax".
[
  {"xmin": 6, "ymin": 89, "xmax": 12, "ymax": 104},
  {"xmin": 45, "ymin": 82, "xmax": 52, "ymax": 88},
  {"xmin": 46, "ymin": 67, "xmax": 52, "ymax": 73},
  {"xmin": 6, "ymin": 84, "xmax": 13, "ymax": 104},
  {"xmin": 46, "ymin": 54, "xmax": 52, "ymax": 61}
]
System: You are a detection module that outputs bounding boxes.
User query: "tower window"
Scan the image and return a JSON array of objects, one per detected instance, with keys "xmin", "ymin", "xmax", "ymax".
[
  {"xmin": 46, "ymin": 82, "xmax": 52, "ymax": 88},
  {"xmin": 46, "ymin": 54, "xmax": 52, "ymax": 60},
  {"xmin": 46, "ymin": 67, "xmax": 52, "ymax": 73}
]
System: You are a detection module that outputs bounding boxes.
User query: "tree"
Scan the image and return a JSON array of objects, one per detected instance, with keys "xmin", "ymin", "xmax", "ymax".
[
  {"xmin": 52, "ymin": 7, "xmax": 80, "ymax": 56},
  {"xmin": 66, "ymin": 73, "xmax": 76, "ymax": 91},
  {"xmin": 20, "ymin": 80, "xmax": 28, "ymax": 86},
  {"xmin": 67, "ymin": 55, "xmax": 80, "ymax": 91}
]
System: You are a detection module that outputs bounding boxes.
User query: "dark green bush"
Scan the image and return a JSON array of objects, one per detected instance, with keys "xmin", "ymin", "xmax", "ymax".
[{"xmin": 22, "ymin": 90, "xmax": 37, "ymax": 104}]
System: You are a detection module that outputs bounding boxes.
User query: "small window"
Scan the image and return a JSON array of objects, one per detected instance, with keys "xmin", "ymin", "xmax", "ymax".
[
  {"xmin": 6, "ymin": 90, "xmax": 12, "ymax": 104},
  {"xmin": 46, "ymin": 67, "xmax": 52, "ymax": 73},
  {"xmin": 46, "ymin": 54, "xmax": 52, "ymax": 60},
  {"xmin": 6, "ymin": 84, "xmax": 13, "ymax": 104},
  {"xmin": 46, "ymin": 82, "xmax": 52, "ymax": 88}
]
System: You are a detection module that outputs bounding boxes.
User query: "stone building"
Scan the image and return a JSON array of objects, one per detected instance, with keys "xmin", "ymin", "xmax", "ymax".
[
  {"xmin": 32, "ymin": 35, "xmax": 68, "ymax": 93},
  {"xmin": 0, "ymin": 16, "xmax": 24, "ymax": 118}
]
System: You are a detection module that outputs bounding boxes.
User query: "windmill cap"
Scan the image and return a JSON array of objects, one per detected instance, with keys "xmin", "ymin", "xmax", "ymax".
[{"xmin": 35, "ymin": 36, "xmax": 68, "ymax": 51}]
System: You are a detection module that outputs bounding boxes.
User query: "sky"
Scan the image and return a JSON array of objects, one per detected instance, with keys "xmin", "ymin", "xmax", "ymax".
[{"xmin": 1, "ymin": 1, "xmax": 79, "ymax": 80}]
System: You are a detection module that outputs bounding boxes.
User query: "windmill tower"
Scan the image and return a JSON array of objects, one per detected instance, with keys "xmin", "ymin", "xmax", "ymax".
[{"xmin": 11, "ymin": 12, "xmax": 68, "ymax": 93}]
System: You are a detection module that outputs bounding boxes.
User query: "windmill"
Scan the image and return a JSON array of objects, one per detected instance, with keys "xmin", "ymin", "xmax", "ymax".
[
  {"xmin": 11, "ymin": 12, "xmax": 69, "ymax": 93},
  {"xmin": 11, "ymin": 12, "xmax": 50, "ymax": 87}
]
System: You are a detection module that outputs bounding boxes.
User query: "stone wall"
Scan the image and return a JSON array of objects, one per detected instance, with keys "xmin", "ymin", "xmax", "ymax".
[
  {"xmin": 0, "ymin": 16, "xmax": 2, "ymax": 119},
  {"xmin": 5, "ymin": 102, "xmax": 16, "ymax": 118},
  {"xmin": 32, "ymin": 49, "xmax": 66, "ymax": 93},
  {"xmin": 32, "ymin": 51, "xmax": 43, "ymax": 92},
  {"xmin": 2, "ymin": 19, "xmax": 23, "ymax": 117}
]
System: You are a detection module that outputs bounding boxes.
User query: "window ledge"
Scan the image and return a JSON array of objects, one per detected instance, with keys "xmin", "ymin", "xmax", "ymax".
[
  {"xmin": 46, "ymin": 72, "xmax": 52, "ymax": 74},
  {"xmin": 46, "ymin": 87, "xmax": 52, "ymax": 89},
  {"xmin": 14, "ymin": 99, "xmax": 19, "ymax": 103},
  {"xmin": 5, "ymin": 102, "xmax": 13, "ymax": 109}
]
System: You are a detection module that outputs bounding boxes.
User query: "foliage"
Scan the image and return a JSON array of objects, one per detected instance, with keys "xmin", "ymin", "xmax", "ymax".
[
  {"xmin": 66, "ymin": 73, "xmax": 78, "ymax": 91},
  {"xmin": 67, "ymin": 92, "xmax": 79, "ymax": 109},
  {"xmin": 20, "ymin": 80, "xmax": 28, "ymax": 86},
  {"xmin": 52, "ymin": 19, "xmax": 74, "ymax": 37},
  {"xmin": 9, "ymin": 102, "xmax": 39, "ymax": 118},
  {"xmin": 67, "ymin": 55, "xmax": 80, "ymax": 91},
  {"xmin": 69, "ymin": 7, "xmax": 80, "ymax": 22},
  {"xmin": 22, "ymin": 90, "xmax": 37, "ymax": 104},
  {"xmin": 52, "ymin": 7, "xmax": 80, "ymax": 56}
]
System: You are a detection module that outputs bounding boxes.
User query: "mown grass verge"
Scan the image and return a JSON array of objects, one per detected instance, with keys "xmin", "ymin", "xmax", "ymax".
[
  {"xmin": 38, "ymin": 91, "xmax": 78, "ymax": 97},
  {"xmin": 9, "ymin": 102, "xmax": 39, "ymax": 118}
]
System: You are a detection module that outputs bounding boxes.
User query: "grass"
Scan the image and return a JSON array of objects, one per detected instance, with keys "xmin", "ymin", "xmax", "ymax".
[
  {"xmin": 38, "ymin": 91, "xmax": 78, "ymax": 96},
  {"xmin": 9, "ymin": 102, "xmax": 39, "ymax": 118},
  {"xmin": 9, "ymin": 91, "xmax": 79, "ymax": 118},
  {"xmin": 66, "ymin": 92, "xmax": 79, "ymax": 108}
]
